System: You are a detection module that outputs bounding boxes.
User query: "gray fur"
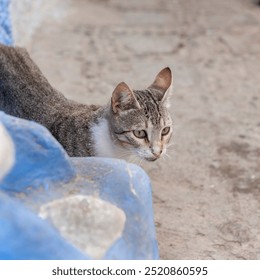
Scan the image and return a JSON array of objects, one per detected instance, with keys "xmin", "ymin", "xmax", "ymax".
[{"xmin": 0, "ymin": 44, "xmax": 173, "ymax": 161}]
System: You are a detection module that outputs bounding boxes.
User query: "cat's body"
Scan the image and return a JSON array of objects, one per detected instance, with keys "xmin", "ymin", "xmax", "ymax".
[{"xmin": 0, "ymin": 44, "xmax": 173, "ymax": 161}]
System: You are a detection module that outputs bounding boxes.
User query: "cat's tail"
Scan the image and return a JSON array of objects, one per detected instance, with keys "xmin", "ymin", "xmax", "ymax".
[{"xmin": 0, "ymin": 43, "xmax": 66, "ymax": 127}]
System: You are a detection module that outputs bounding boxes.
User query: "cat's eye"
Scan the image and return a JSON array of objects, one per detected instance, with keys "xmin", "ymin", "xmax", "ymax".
[
  {"xmin": 133, "ymin": 130, "xmax": 147, "ymax": 139},
  {"xmin": 162, "ymin": 126, "xmax": 170, "ymax": 136}
]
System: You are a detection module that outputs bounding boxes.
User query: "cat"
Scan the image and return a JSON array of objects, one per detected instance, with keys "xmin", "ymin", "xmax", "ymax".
[{"xmin": 0, "ymin": 44, "xmax": 173, "ymax": 162}]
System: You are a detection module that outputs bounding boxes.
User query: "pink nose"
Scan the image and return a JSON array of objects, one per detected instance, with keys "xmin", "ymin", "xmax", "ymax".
[{"xmin": 151, "ymin": 148, "xmax": 162, "ymax": 157}]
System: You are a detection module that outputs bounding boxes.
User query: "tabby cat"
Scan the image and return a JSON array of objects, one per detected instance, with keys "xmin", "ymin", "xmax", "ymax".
[{"xmin": 0, "ymin": 44, "xmax": 173, "ymax": 162}]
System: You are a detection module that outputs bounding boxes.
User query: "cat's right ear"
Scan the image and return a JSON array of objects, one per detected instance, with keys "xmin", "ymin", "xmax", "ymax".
[
  {"xmin": 148, "ymin": 67, "xmax": 172, "ymax": 104},
  {"xmin": 111, "ymin": 82, "xmax": 141, "ymax": 114}
]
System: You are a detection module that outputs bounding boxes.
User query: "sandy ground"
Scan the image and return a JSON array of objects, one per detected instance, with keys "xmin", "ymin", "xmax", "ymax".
[{"xmin": 11, "ymin": 0, "xmax": 260, "ymax": 259}]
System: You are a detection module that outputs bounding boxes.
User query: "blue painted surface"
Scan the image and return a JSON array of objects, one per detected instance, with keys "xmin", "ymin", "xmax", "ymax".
[
  {"xmin": 0, "ymin": 192, "xmax": 88, "ymax": 260},
  {"xmin": 72, "ymin": 158, "xmax": 159, "ymax": 260},
  {"xmin": 0, "ymin": 0, "xmax": 13, "ymax": 45},
  {"xmin": 0, "ymin": 112, "xmax": 75, "ymax": 192}
]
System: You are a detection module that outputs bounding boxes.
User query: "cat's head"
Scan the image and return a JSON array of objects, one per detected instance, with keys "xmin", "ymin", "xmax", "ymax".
[{"xmin": 109, "ymin": 67, "xmax": 173, "ymax": 162}]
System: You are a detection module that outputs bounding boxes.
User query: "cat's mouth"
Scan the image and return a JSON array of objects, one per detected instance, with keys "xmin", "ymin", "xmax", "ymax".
[{"xmin": 145, "ymin": 156, "xmax": 159, "ymax": 162}]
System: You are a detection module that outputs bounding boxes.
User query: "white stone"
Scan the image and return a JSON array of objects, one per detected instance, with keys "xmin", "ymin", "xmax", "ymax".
[
  {"xmin": 0, "ymin": 123, "xmax": 15, "ymax": 181},
  {"xmin": 39, "ymin": 195, "xmax": 126, "ymax": 259}
]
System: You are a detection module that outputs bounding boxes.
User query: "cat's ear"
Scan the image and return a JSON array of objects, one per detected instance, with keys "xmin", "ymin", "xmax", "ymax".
[
  {"xmin": 148, "ymin": 67, "xmax": 172, "ymax": 103},
  {"xmin": 111, "ymin": 82, "xmax": 141, "ymax": 113}
]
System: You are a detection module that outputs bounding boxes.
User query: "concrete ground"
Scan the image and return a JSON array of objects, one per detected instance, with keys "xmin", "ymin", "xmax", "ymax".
[{"xmin": 11, "ymin": 0, "xmax": 260, "ymax": 259}]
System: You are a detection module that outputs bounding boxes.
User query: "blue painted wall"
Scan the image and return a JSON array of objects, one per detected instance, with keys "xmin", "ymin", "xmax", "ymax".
[{"xmin": 0, "ymin": 0, "xmax": 13, "ymax": 45}]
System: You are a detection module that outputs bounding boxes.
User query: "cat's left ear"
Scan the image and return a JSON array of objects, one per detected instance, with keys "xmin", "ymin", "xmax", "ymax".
[
  {"xmin": 148, "ymin": 67, "xmax": 172, "ymax": 105},
  {"xmin": 111, "ymin": 82, "xmax": 141, "ymax": 114}
]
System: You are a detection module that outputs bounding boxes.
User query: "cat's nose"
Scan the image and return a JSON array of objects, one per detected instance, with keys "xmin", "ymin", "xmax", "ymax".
[{"xmin": 151, "ymin": 147, "xmax": 162, "ymax": 157}]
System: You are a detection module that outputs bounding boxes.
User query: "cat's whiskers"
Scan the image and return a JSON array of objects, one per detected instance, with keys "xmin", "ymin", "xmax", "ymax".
[
  {"xmin": 111, "ymin": 138, "xmax": 139, "ymax": 161},
  {"xmin": 166, "ymin": 142, "xmax": 176, "ymax": 152},
  {"xmin": 164, "ymin": 153, "xmax": 171, "ymax": 159},
  {"xmin": 138, "ymin": 157, "xmax": 144, "ymax": 167},
  {"xmin": 129, "ymin": 153, "xmax": 143, "ymax": 166},
  {"xmin": 117, "ymin": 149, "xmax": 139, "ymax": 163},
  {"xmin": 167, "ymin": 142, "xmax": 176, "ymax": 148},
  {"xmin": 127, "ymin": 155, "xmax": 136, "ymax": 165},
  {"xmin": 117, "ymin": 152, "xmax": 133, "ymax": 160},
  {"xmin": 162, "ymin": 155, "xmax": 167, "ymax": 163}
]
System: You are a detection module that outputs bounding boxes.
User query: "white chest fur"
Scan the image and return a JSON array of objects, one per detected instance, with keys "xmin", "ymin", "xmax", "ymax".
[{"xmin": 91, "ymin": 119, "xmax": 119, "ymax": 159}]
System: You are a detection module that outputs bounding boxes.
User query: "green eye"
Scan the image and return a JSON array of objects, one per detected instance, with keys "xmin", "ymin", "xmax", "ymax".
[
  {"xmin": 133, "ymin": 130, "xmax": 147, "ymax": 139},
  {"xmin": 162, "ymin": 127, "xmax": 170, "ymax": 136}
]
